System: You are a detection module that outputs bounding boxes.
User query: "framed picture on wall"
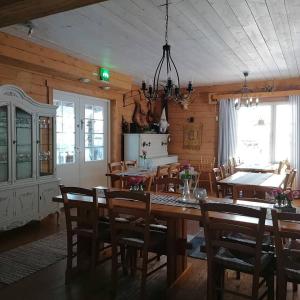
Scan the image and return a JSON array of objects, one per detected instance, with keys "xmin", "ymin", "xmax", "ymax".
[{"xmin": 183, "ymin": 123, "xmax": 203, "ymax": 150}]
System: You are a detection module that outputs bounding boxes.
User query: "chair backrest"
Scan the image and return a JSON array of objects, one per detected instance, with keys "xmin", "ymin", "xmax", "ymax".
[
  {"xmin": 278, "ymin": 160, "xmax": 291, "ymax": 175},
  {"xmin": 105, "ymin": 190, "xmax": 151, "ymax": 246},
  {"xmin": 200, "ymin": 202, "xmax": 267, "ymax": 272},
  {"xmin": 108, "ymin": 161, "xmax": 123, "ymax": 173},
  {"xmin": 168, "ymin": 163, "xmax": 181, "ymax": 178},
  {"xmin": 281, "ymin": 169, "xmax": 296, "ymax": 190},
  {"xmin": 287, "ymin": 169, "xmax": 297, "ymax": 189},
  {"xmin": 232, "ymin": 157, "xmax": 237, "ymax": 168},
  {"xmin": 123, "ymin": 160, "xmax": 137, "ymax": 170},
  {"xmin": 156, "ymin": 164, "xmax": 170, "ymax": 179},
  {"xmin": 60, "ymin": 185, "xmax": 99, "ymax": 235},
  {"xmin": 212, "ymin": 167, "xmax": 223, "ymax": 182},
  {"xmin": 271, "ymin": 210, "xmax": 300, "ymax": 272},
  {"xmin": 228, "ymin": 158, "xmax": 236, "ymax": 175},
  {"xmin": 198, "ymin": 156, "xmax": 215, "ymax": 171},
  {"xmin": 220, "ymin": 164, "xmax": 230, "ymax": 178},
  {"xmin": 155, "ymin": 177, "xmax": 183, "ymax": 193},
  {"xmin": 232, "ymin": 185, "xmax": 274, "ymax": 203}
]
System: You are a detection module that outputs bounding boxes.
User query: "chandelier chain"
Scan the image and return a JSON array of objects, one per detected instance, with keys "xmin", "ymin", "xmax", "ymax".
[{"xmin": 165, "ymin": 0, "xmax": 169, "ymax": 44}]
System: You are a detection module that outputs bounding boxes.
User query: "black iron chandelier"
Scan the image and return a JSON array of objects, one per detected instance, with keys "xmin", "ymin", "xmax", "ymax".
[
  {"xmin": 234, "ymin": 71, "xmax": 259, "ymax": 109},
  {"xmin": 141, "ymin": 0, "xmax": 193, "ymax": 103}
]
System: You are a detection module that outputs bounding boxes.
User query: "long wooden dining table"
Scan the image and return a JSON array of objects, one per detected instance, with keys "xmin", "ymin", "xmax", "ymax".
[
  {"xmin": 52, "ymin": 188, "xmax": 300, "ymax": 288},
  {"xmin": 218, "ymin": 171, "xmax": 285, "ymax": 188}
]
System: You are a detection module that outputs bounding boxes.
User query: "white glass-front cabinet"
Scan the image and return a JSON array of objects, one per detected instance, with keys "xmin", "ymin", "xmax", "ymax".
[{"xmin": 0, "ymin": 85, "xmax": 59, "ymax": 231}]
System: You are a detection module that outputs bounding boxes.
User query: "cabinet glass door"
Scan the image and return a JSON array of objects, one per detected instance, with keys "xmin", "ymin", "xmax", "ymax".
[
  {"xmin": 15, "ymin": 107, "xmax": 33, "ymax": 180},
  {"xmin": 0, "ymin": 106, "xmax": 8, "ymax": 182},
  {"xmin": 38, "ymin": 116, "xmax": 54, "ymax": 176}
]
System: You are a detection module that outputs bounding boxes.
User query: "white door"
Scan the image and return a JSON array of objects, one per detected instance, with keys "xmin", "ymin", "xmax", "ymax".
[
  {"xmin": 79, "ymin": 95, "xmax": 108, "ymax": 187},
  {"xmin": 53, "ymin": 90, "xmax": 109, "ymax": 188}
]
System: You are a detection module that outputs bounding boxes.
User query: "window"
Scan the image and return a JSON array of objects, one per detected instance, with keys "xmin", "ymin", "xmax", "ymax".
[
  {"xmin": 84, "ymin": 104, "xmax": 104, "ymax": 162},
  {"xmin": 54, "ymin": 99, "xmax": 75, "ymax": 165},
  {"xmin": 236, "ymin": 101, "xmax": 291, "ymax": 164}
]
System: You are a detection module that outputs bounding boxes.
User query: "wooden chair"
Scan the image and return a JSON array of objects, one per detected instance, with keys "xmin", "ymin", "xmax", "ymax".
[
  {"xmin": 167, "ymin": 162, "xmax": 181, "ymax": 178},
  {"xmin": 200, "ymin": 202, "xmax": 274, "ymax": 300},
  {"xmin": 123, "ymin": 160, "xmax": 137, "ymax": 170},
  {"xmin": 196, "ymin": 156, "xmax": 215, "ymax": 193},
  {"xmin": 155, "ymin": 177, "xmax": 183, "ymax": 193},
  {"xmin": 108, "ymin": 161, "xmax": 124, "ymax": 188},
  {"xmin": 105, "ymin": 190, "xmax": 167, "ymax": 298},
  {"xmin": 272, "ymin": 210, "xmax": 300, "ymax": 300},
  {"xmin": 212, "ymin": 167, "xmax": 223, "ymax": 198},
  {"xmin": 60, "ymin": 185, "xmax": 111, "ymax": 283},
  {"xmin": 232, "ymin": 185, "xmax": 275, "ymax": 204},
  {"xmin": 155, "ymin": 164, "xmax": 170, "ymax": 179}
]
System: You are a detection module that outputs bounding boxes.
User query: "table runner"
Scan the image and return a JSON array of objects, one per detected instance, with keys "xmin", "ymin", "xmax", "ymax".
[{"xmin": 150, "ymin": 194, "xmax": 298, "ymax": 221}]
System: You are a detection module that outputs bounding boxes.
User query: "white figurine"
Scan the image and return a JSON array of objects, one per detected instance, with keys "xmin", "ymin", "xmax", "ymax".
[{"xmin": 159, "ymin": 107, "xmax": 169, "ymax": 133}]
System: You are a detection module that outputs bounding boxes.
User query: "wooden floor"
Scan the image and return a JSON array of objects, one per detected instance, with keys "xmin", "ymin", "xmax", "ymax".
[{"xmin": 0, "ymin": 213, "xmax": 300, "ymax": 300}]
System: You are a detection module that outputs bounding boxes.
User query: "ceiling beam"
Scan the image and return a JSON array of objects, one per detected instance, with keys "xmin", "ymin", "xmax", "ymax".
[{"xmin": 0, "ymin": 0, "xmax": 108, "ymax": 28}]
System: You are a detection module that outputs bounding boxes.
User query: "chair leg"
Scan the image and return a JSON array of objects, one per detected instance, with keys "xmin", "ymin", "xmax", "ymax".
[
  {"xmin": 251, "ymin": 272, "xmax": 260, "ymax": 300},
  {"xmin": 65, "ymin": 236, "xmax": 73, "ymax": 284},
  {"xmin": 120, "ymin": 246, "xmax": 128, "ymax": 275},
  {"xmin": 276, "ymin": 275, "xmax": 287, "ymax": 300},
  {"xmin": 140, "ymin": 247, "xmax": 148, "ymax": 299},
  {"xmin": 111, "ymin": 244, "xmax": 118, "ymax": 297},
  {"xmin": 91, "ymin": 238, "xmax": 97, "ymax": 270},
  {"xmin": 293, "ymin": 283, "xmax": 298, "ymax": 292},
  {"xmin": 266, "ymin": 273, "xmax": 274, "ymax": 300}
]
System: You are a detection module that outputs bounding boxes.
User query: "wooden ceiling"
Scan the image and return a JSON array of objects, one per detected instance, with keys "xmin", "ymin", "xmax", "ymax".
[{"xmin": 2, "ymin": 0, "xmax": 300, "ymax": 86}]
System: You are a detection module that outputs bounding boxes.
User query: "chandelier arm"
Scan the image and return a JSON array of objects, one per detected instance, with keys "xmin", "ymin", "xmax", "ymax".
[
  {"xmin": 153, "ymin": 52, "xmax": 165, "ymax": 95},
  {"xmin": 169, "ymin": 53, "xmax": 180, "ymax": 89}
]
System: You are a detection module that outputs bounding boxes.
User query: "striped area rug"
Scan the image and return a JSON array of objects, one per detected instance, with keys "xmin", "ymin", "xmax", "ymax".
[{"xmin": 0, "ymin": 231, "xmax": 67, "ymax": 286}]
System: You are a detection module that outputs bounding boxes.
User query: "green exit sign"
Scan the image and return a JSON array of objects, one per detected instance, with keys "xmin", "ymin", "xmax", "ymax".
[{"xmin": 99, "ymin": 67, "xmax": 110, "ymax": 82}]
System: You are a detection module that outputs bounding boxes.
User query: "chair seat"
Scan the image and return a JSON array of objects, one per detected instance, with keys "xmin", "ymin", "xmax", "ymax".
[
  {"xmin": 224, "ymin": 233, "xmax": 274, "ymax": 252},
  {"xmin": 214, "ymin": 247, "xmax": 274, "ymax": 274},
  {"xmin": 117, "ymin": 230, "xmax": 167, "ymax": 254}
]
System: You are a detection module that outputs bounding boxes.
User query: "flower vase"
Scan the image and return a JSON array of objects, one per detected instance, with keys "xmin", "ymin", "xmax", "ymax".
[{"xmin": 182, "ymin": 179, "xmax": 191, "ymax": 201}]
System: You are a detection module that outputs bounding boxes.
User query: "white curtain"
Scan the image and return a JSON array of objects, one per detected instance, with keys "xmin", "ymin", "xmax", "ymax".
[
  {"xmin": 289, "ymin": 95, "xmax": 300, "ymax": 188},
  {"xmin": 218, "ymin": 99, "xmax": 237, "ymax": 165}
]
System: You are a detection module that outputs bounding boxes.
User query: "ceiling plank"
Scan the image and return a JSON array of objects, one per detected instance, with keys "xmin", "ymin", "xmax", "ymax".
[{"xmin": 0, "ymin": 0, "xmax": 108, "ymax": 28}]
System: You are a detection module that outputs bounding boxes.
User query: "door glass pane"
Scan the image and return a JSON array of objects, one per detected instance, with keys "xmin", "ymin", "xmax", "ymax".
[
  {"xmin": 84, "ymin": 104, "xmax": 105, "ymax": 162},
  {"xmin": 39, "ymin": 116, "xmax": 54, "ymax": 176},
  {"xmin": 16, "ymin": 107, "xmax": 33, "ymax": 180},
  {"xmin": 54, "ymin": 99, "xmax": 75, "ymax": 165},
  {"xmin": 85, "ymin": 147, "xmax": 104, "ymax": 162},
  {"xmin": 0, "ymin": 106, "xmax": 8, "ymax": 182},
  {"xmin": 275, "ymin": 104, "xmax": 292, "ymax": 162},
  {"xmin": 236, "ymin": 106, "xmax": 272, "ymax": 163}
]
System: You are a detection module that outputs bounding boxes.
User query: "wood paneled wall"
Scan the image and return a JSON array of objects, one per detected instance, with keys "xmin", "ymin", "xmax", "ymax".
[{"xmin": 168, "ymin": 92, "xmax": 218, "ymax": 165}]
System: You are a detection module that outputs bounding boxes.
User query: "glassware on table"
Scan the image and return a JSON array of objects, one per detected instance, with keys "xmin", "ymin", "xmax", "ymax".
[{"xmin": 193, "ymin": 188, "xmax": 207, "ymax": 203}]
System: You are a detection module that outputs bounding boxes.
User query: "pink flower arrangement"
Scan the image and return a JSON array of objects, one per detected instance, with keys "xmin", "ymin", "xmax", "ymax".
[
  {"xmin": 127, "ymin": 176, "xmax": 144, "ymax": 186},
  {"xmin": 140, "ymin": 150, "xmax": 147, "ymax": 160}
]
